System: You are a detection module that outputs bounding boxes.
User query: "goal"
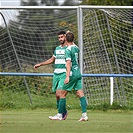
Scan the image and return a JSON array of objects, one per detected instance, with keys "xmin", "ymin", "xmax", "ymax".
[
  {"xmin": 0, "ymin": 6, "xmax": 132, "ymax": 108},
  {"xmin": 82, "ymin": 7, "xmax": 133, "ymax": 106}
]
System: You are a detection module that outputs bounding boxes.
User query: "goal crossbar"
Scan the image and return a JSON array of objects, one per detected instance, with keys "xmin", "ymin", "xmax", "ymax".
[{"xmin": 0, "ymin": 6, "xmax": 133, "ymax": 9}]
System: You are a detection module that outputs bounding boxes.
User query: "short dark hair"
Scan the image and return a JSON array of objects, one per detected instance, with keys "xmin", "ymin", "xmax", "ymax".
[
  {"xmin": 66, "ymin": 32, "xmax": 74, "ymax": 42},
  {"xmin": 58, "ymin": 31, "xmax": 66, "ymax": 35}
]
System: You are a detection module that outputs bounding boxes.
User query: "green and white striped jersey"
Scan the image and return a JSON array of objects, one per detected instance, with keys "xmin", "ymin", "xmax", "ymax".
[{"xmin": 53, "ymin": 45, "xmax": 67, "ymax": 74}]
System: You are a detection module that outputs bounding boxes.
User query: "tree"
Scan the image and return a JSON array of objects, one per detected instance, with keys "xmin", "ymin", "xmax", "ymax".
[
  {"xmin": 21, "ymin": 0, "xmax": 39, "ymax": 6},
  {"xmin": 41, "ymin": 0, "xmax": 58, "ymax": 6},
  {"xmin": 62, "ymin": 0, "xmax": 82, "ymax": 6},
  {"xmin": 81, "ymin": 0, "xmax": 132, "ymax": 6}
]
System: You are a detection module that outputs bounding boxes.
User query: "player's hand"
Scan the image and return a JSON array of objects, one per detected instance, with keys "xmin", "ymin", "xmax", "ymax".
[
  {"xmin": 64, "ymin": 77, "xmax": 69, "ymax": 84},
  {"xmin": 34, "ymin": 64, "xmax": 41, "ymax": 69}
]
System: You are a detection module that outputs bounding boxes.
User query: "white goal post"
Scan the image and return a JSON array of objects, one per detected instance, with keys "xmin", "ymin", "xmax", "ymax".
[{"xmin": 0, "ymin": 6, "xmax": 133, "ymax": 108}]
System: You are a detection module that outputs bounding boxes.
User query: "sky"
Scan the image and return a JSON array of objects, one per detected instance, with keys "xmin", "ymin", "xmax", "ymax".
[
  {"xmin": 0, "ymin": 0, "xmax": 20, "ymax": 6},
  {"xmin": 0, "ymin": 0, "xmax": 20, "ymax": 26}
]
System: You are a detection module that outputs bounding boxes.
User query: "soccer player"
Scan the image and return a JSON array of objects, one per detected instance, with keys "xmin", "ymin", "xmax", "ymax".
[
  {"xmin": 49, "ymin": 32, "xmax": 88, "ymax": 121},
  {"xmin": 34, "ymin": 31, "xmax": 68, "ymax": 120}
]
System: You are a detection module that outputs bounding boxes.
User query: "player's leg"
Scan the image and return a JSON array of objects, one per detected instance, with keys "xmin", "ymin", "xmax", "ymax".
[
  {"xmin": 59, "ymin": 77, "xmax": 78, "ymax": 120},
  {"xmin": 49, "ymin": 74, "xmax": 62, "ymax": 120},
  {"xmin": 49, "ymin": 73, "xmax": 68, "ymax": 120},
  {"xmin": 56, "ymin": 90, "xmax": 60, "ymax": 109},
  {"xmin": 60, "ymin": 75, "xmax": 77, "ymax": 115},
  {"xmin": 58, "ymin": 73, "xmax": 68, "ymax": 120},
  {"xmin": 58, "ymin": 90, "xmax": 68, "ymax": 120},
  {"xmin": 75, "ymin": 79, "xmax": 88, "ymax": 121},
  {"xmin": 52, "ymin": 74, "xmax": 60, "ymax": 109},
  {"xmin": 49, "ymin": 90, "xmax": 68, "ymax": 120}
]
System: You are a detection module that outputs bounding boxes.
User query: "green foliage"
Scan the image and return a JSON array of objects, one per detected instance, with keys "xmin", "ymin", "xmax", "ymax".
[
  {"xmin": 0, "ymin": 85, "xmax": 132, "ymax": 110},
  {"xmin": 21, "ymin": 0, "xmax": 81, "ymax": 6},
  {"xmin": 21, "ymin": 0, "xmax": 40, "ymax": 6},
  {"xmin": 81, "ymin": 0, "xmax": 132, "ymax": 6},
  {"xmin": 41, "ymin": 0, "xmax": 58, "ymax": 6},
  {"xmin": 0, "ymin": 75, "xmax": 52, "ymax": 94},
  {"xmin": 21, "ymin": 0, "xmax": 133, "ymax": 6}
]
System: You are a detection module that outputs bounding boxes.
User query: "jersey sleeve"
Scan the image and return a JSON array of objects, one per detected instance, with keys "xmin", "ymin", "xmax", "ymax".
[
  {"xmin": 53, "ymin": 48, "xmax": 56, "ymax": 58},
  {"xmin": 65, "ymin": 48, "xmax": 71, "ymax": 61}
]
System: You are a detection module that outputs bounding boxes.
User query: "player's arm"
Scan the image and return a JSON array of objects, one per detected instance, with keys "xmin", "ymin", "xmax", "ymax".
[
  {"xmin": 34, "ymin": 56, "xmax": 55, "ymax": 69},
  {"xmin": 64, "ymin": 60, "xmax": 71, "ymax": 84}
]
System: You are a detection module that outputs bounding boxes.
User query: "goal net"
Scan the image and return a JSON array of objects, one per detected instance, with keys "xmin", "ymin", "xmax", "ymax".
[
  {"xmin": 0, "ymin": 6, "xmax": 132, "ymax": 108},
  {"xmin": 82, "ymin": 7, "xmax": 133, "ymax": 107}
]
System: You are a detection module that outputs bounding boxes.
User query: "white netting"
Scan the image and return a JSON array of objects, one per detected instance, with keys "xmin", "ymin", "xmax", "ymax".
[
  {"xmin": 0, "ymin": 8, "xmax": 78, "ymax": 107},
  {"xmin": 83, "ymin": 8, "xmax": 133, "ymax": 106},
  {"xmin": 0, "ymin": 7, "xmax": 132, "ymax": 108}
]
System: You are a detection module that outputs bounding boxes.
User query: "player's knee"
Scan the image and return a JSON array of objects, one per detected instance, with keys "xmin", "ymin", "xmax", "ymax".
[
  {"xmin": 76, "ymin": 90, "xmax": 84, "ymax": 98},
  {"xmin": 56, "ymin": 90, "xmax": 61, "ymax": 98},
  {"xmin": 60, "ymin": 90, "xmax": 67, "ymax": 98}
]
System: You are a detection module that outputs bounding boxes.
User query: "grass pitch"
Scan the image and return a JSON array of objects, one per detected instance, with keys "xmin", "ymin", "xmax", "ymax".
[{"xmin": 0, "ymin": 109, "xmax": 132, "ymax": 133}]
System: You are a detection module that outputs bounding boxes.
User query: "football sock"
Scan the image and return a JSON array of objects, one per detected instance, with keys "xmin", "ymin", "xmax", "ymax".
[
  {"xmin": 80, "ymin": 96, "xmax": 87, "ymax": 113},
  {"xmin": 58, "ymin": 98, "xmax": 66, "ymax": 113},
  {"xmin": 56, "ymin": 99, "xmax": 59, "ymax": 109}
]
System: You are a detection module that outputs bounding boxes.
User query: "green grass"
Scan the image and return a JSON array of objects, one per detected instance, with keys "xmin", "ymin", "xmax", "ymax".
[
  {"xmin": 1, "ymin": 91, "xmax": 131, "ymax": 110},
  {"xmin": 0, "ymin": 109, "xmax": 133, "ymax": 133}
]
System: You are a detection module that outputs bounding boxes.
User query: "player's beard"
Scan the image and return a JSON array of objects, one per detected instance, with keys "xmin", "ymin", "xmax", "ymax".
[{"xmin": 60, "ymin": 40, "xmax": 65, "ymax": 44}]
